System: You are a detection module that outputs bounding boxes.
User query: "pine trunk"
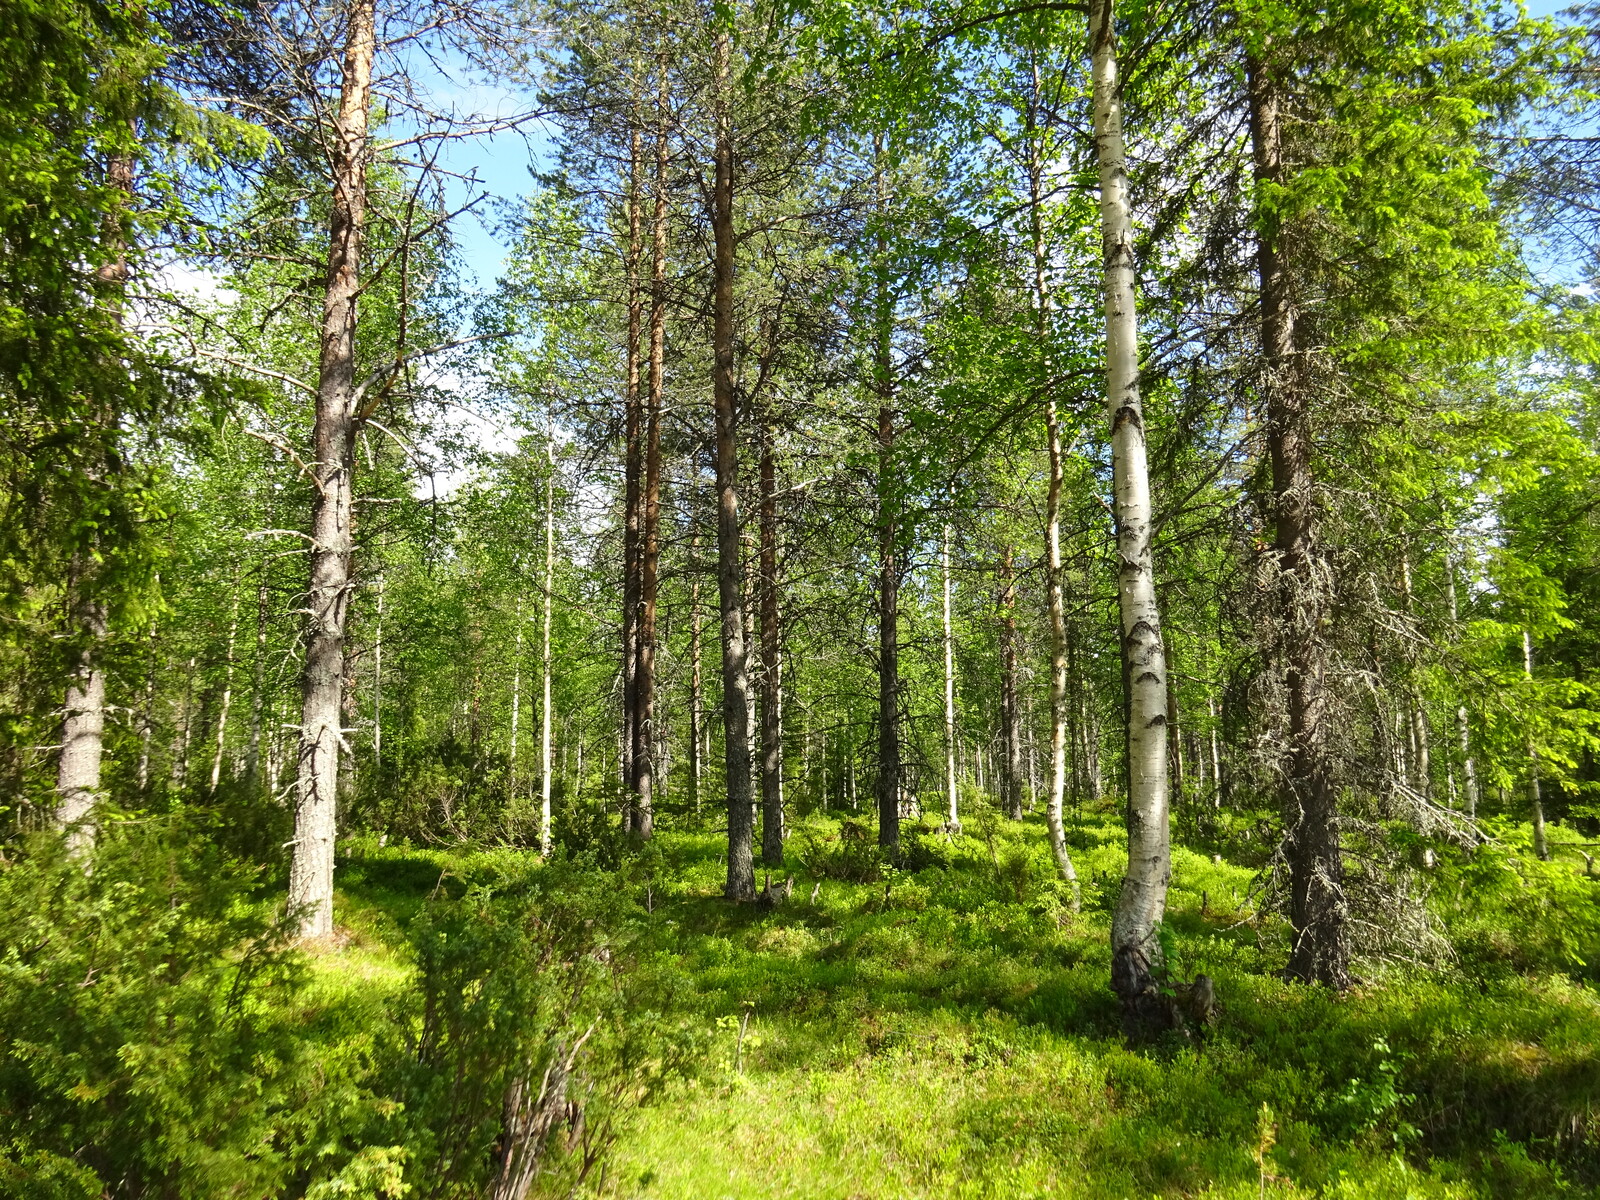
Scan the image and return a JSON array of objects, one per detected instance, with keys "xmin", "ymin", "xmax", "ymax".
[
  {"xmin": 621, "ymin": 120, "xmax": 644, "ymax": 835},
  {"xmin": 287, "ymin": 0, "xmax": 375, "ymax": 939},
  {"xmin": 634, "ymin": 69, "xmax": 669, "ymax": 842}
]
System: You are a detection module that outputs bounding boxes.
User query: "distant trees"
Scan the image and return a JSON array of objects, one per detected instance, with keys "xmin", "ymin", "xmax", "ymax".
[{"xmin": 7, "ymin": 0, "xmax": 1599, "ymax": 1013}]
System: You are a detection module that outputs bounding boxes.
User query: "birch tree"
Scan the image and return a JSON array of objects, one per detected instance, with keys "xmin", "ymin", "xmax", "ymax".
[{"xmin": 1088, "ymin": 0, "xmax": 1172, "ymax": 1020}]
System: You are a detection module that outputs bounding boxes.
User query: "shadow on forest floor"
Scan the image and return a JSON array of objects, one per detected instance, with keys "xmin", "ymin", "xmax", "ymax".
[{"xmin": 329, "ymin": 808, "xmax": 1600, "ymax": 1199}]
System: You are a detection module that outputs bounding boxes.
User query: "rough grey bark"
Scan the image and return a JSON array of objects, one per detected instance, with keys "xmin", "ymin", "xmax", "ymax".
[
  {"xmin": 287, "ymin": 0, "xmax": 375, "ymax": 939},
  {"xmin": 1091, "ymin": 0, "xmax": 1171, "ymax": 1008},
  {"xmin": 711, "ymin": 27, "xmax": 756, "ymax": 901},
  {"xmin": 1247, "ymin": 51, "xmax": 1349, "ymax": 988}
]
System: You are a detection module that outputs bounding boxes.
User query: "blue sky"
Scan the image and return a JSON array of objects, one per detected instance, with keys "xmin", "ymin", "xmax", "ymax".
[{"xmin": 436, "ymin": 0, "xmax": 1585, "ymax": 292}]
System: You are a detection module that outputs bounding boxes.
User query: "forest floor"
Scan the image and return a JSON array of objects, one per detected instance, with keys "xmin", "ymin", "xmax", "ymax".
[{"xmin": 321, "ymin": 806, "xmax": 1600, "ymax": 1200}]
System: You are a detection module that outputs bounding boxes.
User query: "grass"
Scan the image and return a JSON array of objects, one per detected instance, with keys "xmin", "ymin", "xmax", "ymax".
[{"xmin": 328, "ymin": 804, "xmax": 1600, "ymax": 1199}]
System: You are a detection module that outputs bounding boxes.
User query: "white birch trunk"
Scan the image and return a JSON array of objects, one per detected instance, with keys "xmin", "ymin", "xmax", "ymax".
[
  {"xmin": 942, "ymin": 522, "xmax": 960, "ymax": 832},
  {"xmin": 541, "ymin": 430, "xmax": 555, "ymax": 855},
  {"xmin": 1091, "ymin": 0, "xmax": 1171, "ymax": 994},
  {"xmin": 1524, "ymin": 631, "xmax": 1548, "ymax": 861},
  {"xmin": 209, "ymin": 575, "xmax": 242, "ymax": 792},
  {"xmin": 1445, "ymin": 560, "xmax": 1478, "ymax": 819}
]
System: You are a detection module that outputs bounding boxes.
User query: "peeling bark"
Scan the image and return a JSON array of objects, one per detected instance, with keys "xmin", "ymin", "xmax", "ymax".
[{"xmin": 1091, "ymin": 0, "xmax": 1171, "ymax": 1005}]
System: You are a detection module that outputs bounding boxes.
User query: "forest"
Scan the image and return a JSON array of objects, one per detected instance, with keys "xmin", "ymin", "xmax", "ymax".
[{"xmin": 4, "ymin": 0, "xmax": 1600, "ymax": 1194}]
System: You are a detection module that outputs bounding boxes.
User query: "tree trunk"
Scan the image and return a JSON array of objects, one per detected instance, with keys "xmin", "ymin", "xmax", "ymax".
[
  {"xmin": 1092, "ymin": 0, "xmax": 1172, "ymax": 1011},
  {"xmin": 996, "ymin": 545, "xmax": 1024, "ymax": 819},
  {"xmin": 689, "ymin": 526, "xmax": 704, "ymax": 814},
  {"xmin": 942, "ymin": 523, "xmax": 960, "ymax": 832},
  {"xmin": 370, "ymin": 573, "xmax": 382, "ymax": 773},
  {"xmin": 1524, "ymin": 631, "xmax": 1549, "ymax": 860},
  {"xmin": 55, "ymin": 150, "xmax": 133, "ymax": 848},
  {"xmin": 1446, "ymin": 559, "xmax": 1479, "ymax": 819},
  {"xmin": 511, "ymin": 612, "xmax": 522, "ymax": 787},
  {"xmin": 1044, "ymin": 400, "xmax": 1080, "ymax": 904},
  {"xmin": 541, "ymin": 429, "xmax": 556, "ymax": 855},
  {"xmin": 876, "ymin": 402, "xmax": 900, "ymax": 851},
  {"xmin": 1247, "ymin": 52, "xmax": 1348, "ymax": 988},
  {"xmin": 759, "ymin": 418, "xmax": 784, "ymax": 864},
  {"xmin": 56, "ymin": 595, "xmax": 108, "ymax": 850},
  {"xmin": 712, "ymin": 27, "xmax": 755, "ymax": 901},
  {"xmin": 633, "ymin": 68, "xmax": 669, "ymax": 842},
  {"xmin": 620, "ymin": 118, "xmax": 644, "ymax": 836},
  {"xmin": 873, "ymin": 148, "xmax": 900, "ymax": 854},
  {"xmin": 1165, "ymin": 663, "xmax": 1183, "ymax": 806},
  {"xmin": 287, "ymin": 0, "xmax": 375, "ymax": 939},
  {"xmin": 136, "ymin": 626, "xmax": 157, "ymax": 795},
  {"xmin": 244, "ymin": 582, "xmax": 270, "ymax": 790},
  {"xmin": 209, "ymin": 573, "xmax": 242, "ymax": 792},
  {"xmin": 1030, "ymin": 95, "xmax": 1079, "ymax": 901},
  {"xmin": 1208, "ymin": 694, "xmax": 1224, "ymax": 809}
]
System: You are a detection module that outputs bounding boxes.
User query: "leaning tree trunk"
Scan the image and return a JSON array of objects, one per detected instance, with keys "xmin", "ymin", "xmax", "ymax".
[
  {"xmin": 55, "ymin": 150, "xmax": 133, "ymax": 849},
  {"xmin": 287, "ymin": 0, "xmax": 375, "ymax": 939},
  {"xmin": 1090, "ymin": 0, "xmax": 1172, "ymax": 1016},
  {"xmin": 711, "ymin": 27, "xmax": 756, "ymax": 901},
  {"xmin": 1246, "ymin": 53, "xmax": 1349, "ymax": 988}
]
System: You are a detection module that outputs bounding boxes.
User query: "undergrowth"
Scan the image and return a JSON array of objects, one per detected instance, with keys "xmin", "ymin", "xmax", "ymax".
[{"xmin": 1, "ymin": 800, "xmax": 1596, "ymax": 1198}]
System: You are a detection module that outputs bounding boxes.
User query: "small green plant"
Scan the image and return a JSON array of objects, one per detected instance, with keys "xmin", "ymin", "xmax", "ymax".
[{"xmin": 1330, "ymin": 1037, "xmax": 1419, "ymax": 1148}]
